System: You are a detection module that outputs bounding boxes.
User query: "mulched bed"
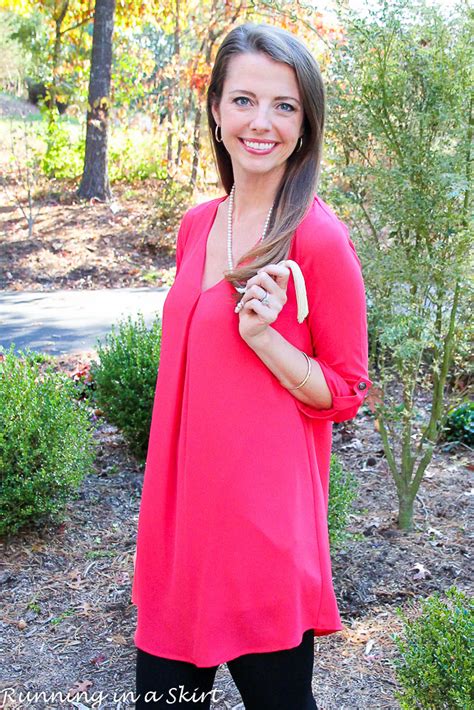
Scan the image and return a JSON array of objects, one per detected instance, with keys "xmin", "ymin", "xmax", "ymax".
[
  {"xmin": 0, "ymin": 179, "xmax": 181, "ymax": 293},
  {"xmin": 1, "ymin": 353, "xmax": 471, "ymax": 710}
]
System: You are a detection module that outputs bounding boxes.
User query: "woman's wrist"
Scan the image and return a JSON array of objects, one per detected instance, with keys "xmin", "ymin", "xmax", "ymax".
[
  {"xmin": 286, "ymin": 351, "xmax": 312, "ymax": 390},
  {"xmin": 244, "ymin": 326, "xmax": 332, "ymax": 408}
]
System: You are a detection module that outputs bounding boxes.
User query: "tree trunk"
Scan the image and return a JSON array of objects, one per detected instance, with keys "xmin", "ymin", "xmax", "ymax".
[
  {"xmin": 77, "ymin": 0, "xmax": 116, "ymax": 202},
  {"xmin": 50, "ymin": 0, "xmax": 69, "ymax": 108}
]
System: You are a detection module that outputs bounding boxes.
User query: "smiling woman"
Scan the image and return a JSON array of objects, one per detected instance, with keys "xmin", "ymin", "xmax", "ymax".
[
  {"xmin": 211, "ymin": 54, "xmax": 304, "ymax": 175},
  {"xmin": 132, "ymin": 22, "xmax": 372, "ymax": 710}
]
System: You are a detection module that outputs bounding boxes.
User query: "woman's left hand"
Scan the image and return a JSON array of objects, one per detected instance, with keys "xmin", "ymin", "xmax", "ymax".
[{"xmin": 235, "ymin": 262, "xmax": 291, "ymax": 342}]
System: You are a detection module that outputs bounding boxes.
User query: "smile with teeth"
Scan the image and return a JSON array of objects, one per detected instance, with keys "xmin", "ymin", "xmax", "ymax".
[{"xmin": 240, "ymin": 138, "xmax": 277, "ymax": 151}]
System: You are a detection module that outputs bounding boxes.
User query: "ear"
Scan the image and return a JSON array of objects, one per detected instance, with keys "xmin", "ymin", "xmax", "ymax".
[{"xmin": 211, "ymin": 100, "xmax": 221, "ymax": 127}]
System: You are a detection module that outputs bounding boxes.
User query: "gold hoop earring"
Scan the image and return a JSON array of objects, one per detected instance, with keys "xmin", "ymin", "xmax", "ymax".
[
  {"xmin": 215, "ymin": 125, "xmax": 223, "ymax": 143},
  {"xmin": 296, "ymin": 136, "xmax": 303, "ymax": 152}
]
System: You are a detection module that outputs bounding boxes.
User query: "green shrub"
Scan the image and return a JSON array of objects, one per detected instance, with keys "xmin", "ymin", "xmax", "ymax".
[
  {"xmin": 443, "ymin": 401, "xmax": 474, "ymax": 446},
  {"xmin": 108, "ymin": 130, "xmax": 167, "ymax": 182},
  {"xmin": 391, "ymin": 586, "xmax": 474, "ymax": 709},
  {"xmin": 138, "ymin": 178, "xmax": 194, "ymax": 255},
  {"xmin": 328, "ymin": 453, "xmax": 358, "ymax": 552},
  {"xmin": 0, "ymin": 347, "xmax": 97, "ymax": 536},
  {"xmin": 155, "ymin": 177, "xmax": 194, "ymax": 223},
  {"xmin": 39, "ymin": 110, "xmax": 84, "ymax": 179},
  {"xmin": 90, "ymin": 313, "xmax": 162, "ymax": 461}
]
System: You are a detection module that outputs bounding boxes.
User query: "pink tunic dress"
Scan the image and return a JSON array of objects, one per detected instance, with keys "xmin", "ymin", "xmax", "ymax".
[{"xmin": 131, "ymin": 194, "xmax": 372, "ymax": 667}]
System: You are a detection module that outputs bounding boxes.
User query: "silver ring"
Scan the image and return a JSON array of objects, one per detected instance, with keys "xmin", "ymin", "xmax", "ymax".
[{"xmin": 260, "ymin": 290, "xmax": 270, "ymax": 305}]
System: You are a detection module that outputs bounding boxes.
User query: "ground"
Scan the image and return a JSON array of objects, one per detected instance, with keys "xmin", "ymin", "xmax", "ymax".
[
  {"xmin": 1, "ymin": 95, "xmax": 472, "ymax": 709},
  {"xmin": 0, "ymin": 177, "xmax": 185, "ymax": 292}
]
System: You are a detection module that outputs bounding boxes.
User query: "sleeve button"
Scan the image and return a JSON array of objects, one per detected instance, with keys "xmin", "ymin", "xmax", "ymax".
[{"xmin": 357, "ymin": 382, "xmax": 367, "ymax": 391}]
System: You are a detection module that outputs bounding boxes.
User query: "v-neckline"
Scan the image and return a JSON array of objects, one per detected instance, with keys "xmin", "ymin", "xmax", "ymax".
[{"xmin": 199, "ymin": 195, "xmax": 229, "ymax": 294}]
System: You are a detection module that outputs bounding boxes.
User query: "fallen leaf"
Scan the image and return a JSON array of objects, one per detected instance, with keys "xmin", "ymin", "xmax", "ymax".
[
  {"xmin": 364, "ymin": 638, "xmax": 375, "ymax": 655},
  {"xmin": 427, "ymin": 527, "xmax": 444, "ymax": 538},
  {"xmin": 411, "ymin": 562, "xmax": 431, "ymax": 580},
  {"xmin": 90, "ymin": 653, "xmax": 107, "ymax": 666},
  {"xmin": 110, "ymin": 633, "xmax": 128, "ymax": 646},
  {"xmin": 74, "ymin": 602, "xmax": 93, "ymax": 617},
  {"xmin": 114, "ymin": 571, "xmax": 130, "ymax": 586},
  {"xmin": 67, "ymin": 679, "xmax": 93, "ymax": 699}
]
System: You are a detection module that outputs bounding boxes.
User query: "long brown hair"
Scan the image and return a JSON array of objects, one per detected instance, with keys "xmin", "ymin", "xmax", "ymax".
[{"xmin": 206, "ymin": 22, "xmax": 325, "ymax": 290}]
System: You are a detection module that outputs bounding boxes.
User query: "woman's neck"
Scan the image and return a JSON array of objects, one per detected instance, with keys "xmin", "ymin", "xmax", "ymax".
[{"xmin": 231, "ymin": 172, "xmax": 281, "ymax": 221}]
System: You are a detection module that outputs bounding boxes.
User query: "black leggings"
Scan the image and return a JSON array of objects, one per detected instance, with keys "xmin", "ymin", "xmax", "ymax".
[{"xmin": 136, "ymin": 629, "xmax": 318, "ymax": 709}]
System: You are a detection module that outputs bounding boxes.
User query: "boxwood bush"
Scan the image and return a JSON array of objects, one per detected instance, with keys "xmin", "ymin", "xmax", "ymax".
[
  {"xmin": 328, "ymin": 453, "xmax": 358, "ymax": 552},
  {"xmin": 90, "ymin": 313, "xmax": 162, "ymax": 461},
  {"xmin": 0, "ymin": 347, "xmax": 97, "ymax": 536},
  {"xmin": 392, "ymin": 586, "xmax": 473, "ymax": 709}
]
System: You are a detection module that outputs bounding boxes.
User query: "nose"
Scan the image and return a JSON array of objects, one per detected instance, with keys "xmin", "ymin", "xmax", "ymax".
[{"xmin": 248, "ymin": 103, "xmax": 272, "ymax": 132}]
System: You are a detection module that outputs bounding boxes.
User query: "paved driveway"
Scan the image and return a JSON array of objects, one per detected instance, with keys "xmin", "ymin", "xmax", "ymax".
[{"xmin": 0, "ymin": 287, "xmax": 170, "ymax": 356}]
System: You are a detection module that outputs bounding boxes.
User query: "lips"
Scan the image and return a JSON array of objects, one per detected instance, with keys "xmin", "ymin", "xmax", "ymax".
[{"xmin": 238, "ymin": 138, "xmax": 279, "ymax": 154}]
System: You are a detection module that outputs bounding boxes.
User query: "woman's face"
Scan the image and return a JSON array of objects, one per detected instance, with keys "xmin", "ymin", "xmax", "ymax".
[{"xmin": 211, "ymin": 52, "xmax": 304, "ymax": 184}]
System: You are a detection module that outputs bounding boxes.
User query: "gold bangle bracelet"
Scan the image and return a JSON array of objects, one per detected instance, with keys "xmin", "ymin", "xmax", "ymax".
[{"xmin": 287, "ymin": 351, "xmax": 312, "ymax": 390}]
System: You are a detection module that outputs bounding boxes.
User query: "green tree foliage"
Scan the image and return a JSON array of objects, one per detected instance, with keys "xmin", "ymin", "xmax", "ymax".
[
  {"xmin": 325, "ymin": 0, "xmax": 473, "ymax": 529},
  {"xmin": 0, "ymin": 0, "xmax": 95, "ymax": 106},
  {"xmin": 0, "ymin": 8, "xmax": 48, "ymax": 91}
]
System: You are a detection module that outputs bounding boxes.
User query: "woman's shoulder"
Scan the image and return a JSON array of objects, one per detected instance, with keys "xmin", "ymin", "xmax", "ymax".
[
  {"xmin": 299, "ymin": 194, "xmax": 349, "ymax": 241},
  {"xmin": 293, "ymin": 194, "xmax": 354, "ymax": 260}
]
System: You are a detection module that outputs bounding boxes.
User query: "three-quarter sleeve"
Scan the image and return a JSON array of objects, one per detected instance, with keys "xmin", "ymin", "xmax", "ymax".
[{"xmin": 294, "ymin": 206, "xmax": 372, "ymax": 423}]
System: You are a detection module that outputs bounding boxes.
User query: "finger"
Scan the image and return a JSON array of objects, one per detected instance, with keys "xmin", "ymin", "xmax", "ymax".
[
  {"xmin": 242, "ymin": 297, "xmax": 276, "ymax": 322},
  {"xmin": 234, "ymin": 286, "xmax": 270, "ymax": 313},
  {"xmin": 240, "ymin": 284, "xmax": 268, "ymax": 304},
  {"xmin": 252, "ymin": 264, "xmax": 291, "ymax": 292},
  {"xmin": 259, "ymin": 263, "xmax": 291, "ymax": 288},
  {"xmin": 245, "ymin": 269, "xmax": 282, "ymax": 295}
]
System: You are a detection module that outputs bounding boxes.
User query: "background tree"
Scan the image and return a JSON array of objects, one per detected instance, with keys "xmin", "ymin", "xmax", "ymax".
[
  {"xmin": 77, "ymin": 0, "xmax": 116, "ymax": 201},
  {"xmin": 325, "ymin": 0, "xmax": 473, "ymax": 530}
]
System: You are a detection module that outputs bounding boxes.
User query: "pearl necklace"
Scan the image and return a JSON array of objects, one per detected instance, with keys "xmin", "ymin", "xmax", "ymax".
[{"xmin": 227, "ymin": 183, "xmax": 274, "ymax": 293}]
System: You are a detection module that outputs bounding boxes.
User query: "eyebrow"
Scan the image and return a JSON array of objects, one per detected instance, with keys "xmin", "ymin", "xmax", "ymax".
[{"xmin": 228, "ymin": 89, "xmax": 301, "ymax": 106}]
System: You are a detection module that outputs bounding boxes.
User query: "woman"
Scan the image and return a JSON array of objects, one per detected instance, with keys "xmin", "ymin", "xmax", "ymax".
[{"xmin": 132, "ymin": 22, "xmax": 372, "ymax": 709}]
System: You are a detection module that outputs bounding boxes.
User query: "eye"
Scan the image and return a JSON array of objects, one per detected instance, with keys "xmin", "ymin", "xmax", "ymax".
[
  {"xmin": 233, "ymin": 96, "xmax": 251, "ymax": 106},
  {"xmin": 278, "ymin": 102, "xmax": 295, "ymax": 112}
]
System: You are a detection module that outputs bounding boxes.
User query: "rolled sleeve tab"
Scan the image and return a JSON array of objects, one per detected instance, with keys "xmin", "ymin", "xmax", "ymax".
[{"xmin": 294, "ymin": 372, "xmax": 373, "ymax": 423}]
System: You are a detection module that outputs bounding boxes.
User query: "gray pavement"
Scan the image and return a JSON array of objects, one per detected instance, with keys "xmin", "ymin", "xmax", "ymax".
[{"xmin": 0, "ymin": 287, "xmax": 170, "ymax": 356}]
